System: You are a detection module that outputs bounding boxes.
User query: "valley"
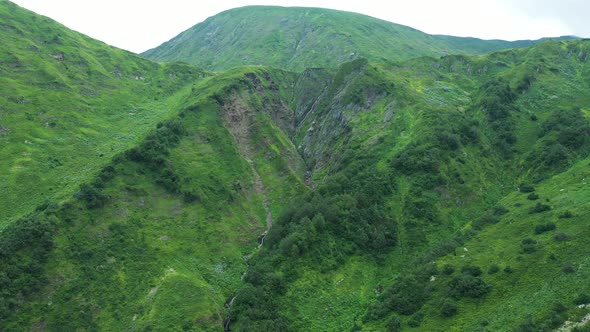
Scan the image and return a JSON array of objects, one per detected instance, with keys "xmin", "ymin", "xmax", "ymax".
[{"xmin": 1, "ymin": 2, "xmax": 590, "ymax": 331}]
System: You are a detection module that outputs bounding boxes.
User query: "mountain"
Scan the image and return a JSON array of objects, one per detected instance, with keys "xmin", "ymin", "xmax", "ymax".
[
  {"xmin": 0, "ymin": 3, "xmax": 304, "ymax": 330},
  {"xmin": 0, "ymin": 1, "xmax": 204, "ymax": 226},
  {"xmin": 142, "ymin": 6, "xmax": 574, "ymax": 71},
  {"xmin": 225, "ymin": 40, "xmax": 590, "ymax": 331},
  {"xmin": 2, "ymin": 1, "xmax": 590, "ymax": 332}
]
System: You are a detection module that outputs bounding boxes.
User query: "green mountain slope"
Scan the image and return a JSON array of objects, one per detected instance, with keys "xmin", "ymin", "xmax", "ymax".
[
  {"xmin": 2, "ymin": 2, "xmax": 590, "ymax": 331},
  {"xmin": 227, "ymin": 40, "xmax": 590, "ymax": 331},
  {"xmin": 0, "ymin": 1, "xmax": 205, "ymax": 226},
  {"xmin": 141, "ymin": 6, "xmax": 573, "ymax": 71},
  {"xmin": 0, "ymin": 67, "xmax": 308, "ymax": 331}
]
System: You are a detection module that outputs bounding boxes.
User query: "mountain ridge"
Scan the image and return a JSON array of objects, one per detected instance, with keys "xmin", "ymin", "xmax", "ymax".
[{"xmin": 142, "ymin": 5, "xmax": 577, "ymax": 71}]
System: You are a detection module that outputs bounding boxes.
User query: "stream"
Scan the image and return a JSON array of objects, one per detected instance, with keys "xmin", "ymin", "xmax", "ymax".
[{"xmin": 223, "ymin": 181, "xmax": 273, "ymax": 331}]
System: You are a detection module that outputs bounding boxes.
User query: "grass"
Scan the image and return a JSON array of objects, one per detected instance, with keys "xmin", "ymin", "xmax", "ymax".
[
  {"xmin": 0, "ymin": 1, "xmax": 206, "ymax": 227},
  {"xmin": 227, "ymin": 39, "xmax": 590, "ymax": 331},
  {"xmin": 142, "ymin": 6, "xmax": 570, "ymax": 71},
  {"xmin": 2, "ymin": 2, "xmax": 590, "ymax": 330},
  {"xmin": 413, "ymin": 156, "xmax": 590, "ymax": 331}
]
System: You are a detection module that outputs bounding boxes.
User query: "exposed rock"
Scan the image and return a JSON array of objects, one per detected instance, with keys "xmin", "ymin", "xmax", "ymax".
[{"xmin": 51, "ymin": 52, "xmax": 64, "ymax": 61}]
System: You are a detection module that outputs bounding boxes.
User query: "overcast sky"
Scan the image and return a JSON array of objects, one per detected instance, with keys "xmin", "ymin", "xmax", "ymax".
[{"xmin": 10, "ymin": 0, "xmax": 590, "ymax": 54}]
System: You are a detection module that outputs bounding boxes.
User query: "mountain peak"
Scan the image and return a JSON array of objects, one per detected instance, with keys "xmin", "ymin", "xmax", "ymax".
[{"xmin": 142, "ymin": 6, "xmax": 552, "ymax": 71}]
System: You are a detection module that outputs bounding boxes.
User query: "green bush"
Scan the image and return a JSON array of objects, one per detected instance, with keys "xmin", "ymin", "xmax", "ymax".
[
  {"xmin": 559, "ymin": 211, "xmax": 574, "ymax": 219},
  {"xmin": 527, "ymin": 193, "xmax": 539, "ymax": 200},
  {"xmin": 478, "ymin": 79, "xmax": 516, "ymax": 121},
  {"xmin": 541, "ymin": 143, "xmax": 570, "ymax": 167},
  {"xmin": 442, "ymin": 264, "xmax": 455, "ymax": 275},
  {"xmin": 78, "ymin": 183, "xmax": 108, "ymax": 209},
  {"xmin": 447, "ymin": 274, "xmax": 490, "ymax": 298},
  {"xmin": 0, "ymin": 213, "xmax": 56, "ymax": 320},
  {"xmin": 440, "ymin": 300, "xmax": 458, "ymax": 317},
  {"xmin": 363, "ymin": 301, "xmax": 389, "ymax": 322},
  {"xmin": 387, "ymin": 276, "xmax": 430, "ymax": 315},
  {"xmin": 542, "ymin": 109, "xmax": 590, "ymax": 150},
  {"xmin": 563, "ymin": 263, "xmax": 575, "ymax": 274},
  {"xmin": 385, "ymin": 316, "xmax": 402, "ymax": 331},
  {"xmin": 125, "ymin": 118, "xmax": 186, "ymax": 168},
  {"xmin": 529, "ymin": 203, "xmax": 551, "ymax": 214},
  {"xmin": 459, "ymin": 122, "xmax": 480, "ymax": 144},
  {"xmin": 408, "ymin": 313, "xmax": 424, "ymax": 328},
  {"xmin": 519, "ymin": 184, "xmax": 535, "ymax": 193},
  {"xmin": 574, "ymin": 293, "xmax": 590, "ymax": 305},
  {"xmin": 534, "ymin": 222, "xmax": 556, "ymax": 234},
  {"xmin": 521, "ymin": 238, "xmax": 537, "ymax": 254},
  {"xmin": 493, "ymin": 206, "xmax": 509, "ymax": 215},
  {"xmin": 436, "ymin": 131, "xmax": 461, "ymax": 151},
  {"xmin": 391, "ymin": 144, "xmax": 443, "ymax": 174},
  {"xmin": 461, "ymin": 265, "xmax": 483, "ymax": 277},
  {"xmin": 488, "ymin": 264, "xmax": 500, "ymax": 274}
]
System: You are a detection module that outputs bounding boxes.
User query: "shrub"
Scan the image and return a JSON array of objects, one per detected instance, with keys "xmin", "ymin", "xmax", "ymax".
[
  {"xmin": 442, "ymin": 264, "xmax": 455, "ymax": 275},
  {"xmin": 0, "ymin": 213, "xmax": 56, "ymax": 319},
  {"xmin": 559, "ymin": 211, "xmax": 574, "ymax": 219},
  {"xmin": 156, "ymin": 167, "xmax": 181, "ymax": 193},
  {"xmin": 563, "ymin": 263, "xmax": 575, "ymax": 274},
  {"xmin": 521, "ymin": 238, "xmax": 537, "ymax": 254},
  {"xmin": 182, "ymin": 190, "xmax": 200, "ymax": 203},
  {"xmin": 363, "ymin": 301, "xmax": 389, "ymax": 322},
  {"xmin": 534, "ymin": 222, "xmax": 556, "ymax": 234},
  {"xmin": 387, "ymin": 276, "xmax": 429, "ymax": 315},
  {"xmin": 436, "ymin": 131, "xmax": 461, "ymax": 151},
  {"xmin": 519, "ymin": 184, "xmax": 535, "ymax": 193},
  {"xmin": 540, "ymin": 143, "xmax": 569, "ymax": 167},
  {"xmin": 488, "ymin": 264, "xmax": 500, "ymax": 274},
  {"xmin": 493, "ymin": 206, "xmax": 509, "ymax": 215},
  {"xmin": 440, "ymin": 300, "xmax": 458, "ymax": 317},
  {"xmin": 447, "ymin": 274, "xmax": 490, "ymax": 298},
  {"xmin": 504, "ymin": 266, "xmax": 514, "ymax": 273},
  {"xmin": 529, "ymin": 203, "xmax": 551, "ymax": 214},
  {"xmin": 391, "ymin": 144, "xmax": 442, "ymax": 174},
  {"xmin": 385, "ymin": 316, "xmax": 402, "ymax": 332},
  {"xmin": 408, "ymin": 313, "xmax": 424, "ymax": 328},
  {"xmin": 461, "ymin": 265, "xmax": 483, "ymax": 277},
  {"xmin": 459, "ymin": 124, "xmax": 480, "ymax": 144},
  {"xmin": 527, "ymin": 193, "xmax": 539, "ymax": 200},
  {"xmin": 574, "ymin": 293, "xmax": 590, "ymax": 305},
  {"xmin": 78, "ymin": 183, "xmax": 108, "ymax": 209}
]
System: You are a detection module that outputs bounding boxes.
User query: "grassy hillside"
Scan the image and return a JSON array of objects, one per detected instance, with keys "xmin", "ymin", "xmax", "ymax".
[
  {"xmin": 3, "ymin": 1, "xmax": 590, "ymax": 331},
  {"xmin": 0, "ymin": 67, "xmax": 308, "ymax": 331},
  {"xmin": 141, "ymin": 6, "xmax": 573, "ymax": 72},
  {"xmin": 227, "ymin": 39, "xmax": 590, "ymax": 331},
  {"xmin": 0, "ymin": 1, "xmax": 205, "ymax": 227}
]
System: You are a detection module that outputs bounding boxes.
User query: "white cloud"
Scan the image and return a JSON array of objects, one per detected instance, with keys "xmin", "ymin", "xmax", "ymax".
[{"xmin": 9, "ymin": 0, "xmax": 586, "ymax": 53}]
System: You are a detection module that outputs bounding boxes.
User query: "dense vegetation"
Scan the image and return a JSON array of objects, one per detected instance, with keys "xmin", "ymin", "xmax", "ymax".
[{"xmin": 2, "ymin": 1, "xmax": 590, "ymax": 331}]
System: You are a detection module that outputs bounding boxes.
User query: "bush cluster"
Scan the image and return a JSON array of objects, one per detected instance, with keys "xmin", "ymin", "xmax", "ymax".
[{"xmin": 534, "ymin": 222, "xmax": 556, "ymax": 234}]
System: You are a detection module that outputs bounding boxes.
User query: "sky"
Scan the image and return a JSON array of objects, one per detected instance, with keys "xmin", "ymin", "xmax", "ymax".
[{"xmin": 10, "ymin": 0, "xmax": 590, "ymax": 54}]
